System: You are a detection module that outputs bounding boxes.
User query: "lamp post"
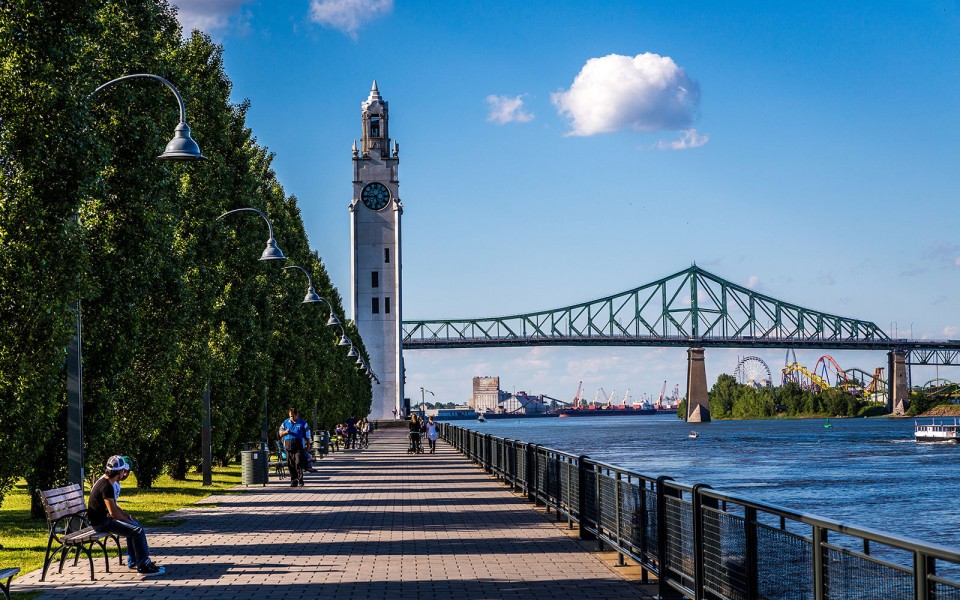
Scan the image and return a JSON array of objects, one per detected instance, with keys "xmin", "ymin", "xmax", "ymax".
[
  {"xmin": 209, "ymin": 208, "xmax": 285, "ymax": 485},
  {"xmin": 67, "ymin": 74, "xmax": 205, "ymax": 486},
  {"xmin": 420, "ymin": 386, "xmax": 434, "ymax": 418}
]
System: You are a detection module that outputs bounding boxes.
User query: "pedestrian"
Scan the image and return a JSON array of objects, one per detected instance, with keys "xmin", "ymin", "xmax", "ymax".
[
  {"xmin": 347, "ymin": 415, "xmax": 358, "ymax": 449},
  {"xmin": 361, "ymin": 417, "xmax": 372, "ymax": 448},
  {"xmin": 88, "ymin": 456, "xmax": 164, "ymax": 575},
  {"xmin": 408, "ymin": 414, "xmax": 422, "ymax": 454},
  {"xmin": 425, "ymin": 416, "xmax": 439, "ymax": 453},
  {"xmin": 279, "ymin": 407, "xmax": 308, "ymax": 487},
  {"xmin": 112, "ymin": 455, "xmax": 150, "ymax": 569}
]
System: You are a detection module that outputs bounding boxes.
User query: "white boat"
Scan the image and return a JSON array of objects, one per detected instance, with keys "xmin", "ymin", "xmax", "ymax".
[
  {"xmin": 477, "ymin": 414, "xmax": 486, "ymax": 422},
  {"xmin": 915, "ymin": 419, "xmax": 960, "ymax": 442},
  {"xmin": 689, "ymin": 431, "xmax": 699, "ymax": 439}
]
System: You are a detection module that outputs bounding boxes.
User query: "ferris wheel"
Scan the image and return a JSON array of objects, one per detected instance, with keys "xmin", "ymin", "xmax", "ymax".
[{"xmin": 734, "ymin": 356, "xmax": 773, "ymax": 388}]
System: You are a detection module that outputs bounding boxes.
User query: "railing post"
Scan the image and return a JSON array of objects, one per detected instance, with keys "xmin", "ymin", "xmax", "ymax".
[
  {"xmin": 566, "ymin": 459, "xmax": 574, "ymax": 529},
  {"xmin": 578, "ymin": 455, "xmax": 594, "ymax": 540},
  {"xmin": 813, "ymin": 526, "xmax": 826, "ymax": 600},
  {"xmin": 639, "ymin": 481, "xmax": 649, "ymax": 584},
  {"xmin": 526, "ymin": 443, "xmax": 536, "ymax": 502},
  {"xmin": 691, "ymin": 483, "xmax": 712, "ymax": 600},
  {"xmin": 915, "ymin": 550, "xmax": 932, "ymax": 600},
  {"xmin": 596, "ymin": 464, "xmax": 604, "ymax": 552},
  {"xmin": 745, "ymin": 506, "xmax": 759, "ymax": 600},
  {"xmin": 656, "ymin": 476, "xmax": 683, "ymax": 600},
  {"xmin": 616, "ymin": 472, "xmax": 625, "ymax": 566}
]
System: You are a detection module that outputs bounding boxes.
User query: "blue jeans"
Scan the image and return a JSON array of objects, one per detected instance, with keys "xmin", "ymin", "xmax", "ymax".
[{"xmin": 95, "ymin": 518, "xmax": 151, "ymax": 567}]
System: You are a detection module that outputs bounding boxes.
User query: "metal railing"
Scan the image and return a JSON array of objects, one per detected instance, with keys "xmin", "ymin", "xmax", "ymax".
[{"xmin": 441, "ymin": 424, "xmax": 960, "ymax": 600}]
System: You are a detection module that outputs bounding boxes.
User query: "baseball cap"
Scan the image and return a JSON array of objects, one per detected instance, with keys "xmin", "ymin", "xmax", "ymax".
[{"xmin": 106, "ymin": 455, "xmax": 130, "ymax": 472}]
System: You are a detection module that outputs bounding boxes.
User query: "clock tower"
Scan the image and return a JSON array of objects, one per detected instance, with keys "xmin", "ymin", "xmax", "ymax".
[{"xmin": 351, "ymin": 81, "xmax": 403, "ymax": 421}]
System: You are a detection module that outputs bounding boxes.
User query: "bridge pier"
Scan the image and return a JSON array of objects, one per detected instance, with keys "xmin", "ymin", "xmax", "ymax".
[
  {"xmin": 888, "ymin": 350, "xmax": 909, "ymax": 416},
  {"xmin": 686, "ymin": 347, "xmax": 710, "ymax": 423}
]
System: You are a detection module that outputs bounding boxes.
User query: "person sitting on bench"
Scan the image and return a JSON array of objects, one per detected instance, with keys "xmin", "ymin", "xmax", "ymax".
[{"xmin": 88, "ymin": 456, "xmax": 165, "ymax": 576}]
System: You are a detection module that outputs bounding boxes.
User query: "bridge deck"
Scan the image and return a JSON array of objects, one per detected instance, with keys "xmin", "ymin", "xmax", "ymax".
[{"xmin": 14, "ymin": 428, "xmax": 652, "ymax": 599}]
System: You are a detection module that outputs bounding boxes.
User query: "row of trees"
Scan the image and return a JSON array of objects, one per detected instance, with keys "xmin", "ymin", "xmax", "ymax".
[
  {"xmin": 0, "ymin": 1, "xmax": 371, "ymax": 512},
  {"xmin": 679, "ymin": 375, "xmax": 887, "ymax": 420}
]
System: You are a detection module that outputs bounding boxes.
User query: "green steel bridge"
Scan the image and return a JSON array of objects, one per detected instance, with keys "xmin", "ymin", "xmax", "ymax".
[{"xmin": 401, "ymin": 265, "xmax": 960, "ymax": 361}]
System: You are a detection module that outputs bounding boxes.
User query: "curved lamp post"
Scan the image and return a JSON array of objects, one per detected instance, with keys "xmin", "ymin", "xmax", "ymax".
[
  {"xmin": 67, "ymin": 74, "xmax": 206, "ymax": 486},
  {"xmin": 217, "ymin": 208, "xmax": 285, "ymax": 261},
  {"xmin": 282, "ymin": 265, "xmax": 322, "ymax": 303},
  {"xmin": 420, "ymin": 386, "xmax": 435, "ymax": 417},
  {"xmin": 93, "ymin": 74, "xmax": 206, "ymax": 161},
  {"xmin": 202, "ymin": 207, "xmax": 285, "ymax": 485}
]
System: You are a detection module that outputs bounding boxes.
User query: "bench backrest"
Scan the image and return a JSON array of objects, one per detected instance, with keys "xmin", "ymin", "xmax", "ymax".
[{"xmin": 39, "ymin": 483, "xmax": 87, "ymax": 522}]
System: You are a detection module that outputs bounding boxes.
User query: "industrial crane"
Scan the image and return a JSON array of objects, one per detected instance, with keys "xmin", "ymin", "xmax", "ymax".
[{"xmin": 656, "ymin": 380, "xmax": 667, "ymax": 410}]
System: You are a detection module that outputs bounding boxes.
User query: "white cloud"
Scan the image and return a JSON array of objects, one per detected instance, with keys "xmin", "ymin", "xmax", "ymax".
[
  {"xmin": 309, "ymin": 0, "xmax": 392, "ymax": 39},
  {"xmin": 943, "ymin": 326, "xmax": 960, "ymax": 339},
  {"xmin": 658, "ymin": 128, "xmax": 709, "ymax": 150},
  {"xmin": 746, "ymin": 275, "xmax": 760, "ymax": 290},
  {"xmin": 954, "ymin": 256, "xmax": 960, "ymax": 268},
  {"xmin": 552, "ymin": 53, "xmax": 702, "ymax": 138},
  {"xmin": 169, "ymin": 0, "xmax": 252, "ymax": 34},
  {"xmin": 486, "ymin": 95, "xmax": 535, "ymax": 125}
]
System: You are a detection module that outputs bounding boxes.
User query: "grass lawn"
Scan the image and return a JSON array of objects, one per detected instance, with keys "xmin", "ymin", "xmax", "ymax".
[{"xmin": 0, "ymin": 464, "xmax": 242, "ymax": 588}]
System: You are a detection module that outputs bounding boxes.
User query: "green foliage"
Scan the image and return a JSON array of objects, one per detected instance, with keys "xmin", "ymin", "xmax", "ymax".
[
  {"xmin": 707, "ymin": 376, "xmax": 876, "ymax": 420},
  {"xmin": 0, "ymin": 0, "xmax": 371, "ymax": 504}
]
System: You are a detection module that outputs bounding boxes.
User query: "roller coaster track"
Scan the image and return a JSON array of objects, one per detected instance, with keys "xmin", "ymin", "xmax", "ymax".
[
  {"xmin": 782, "ymin": 362, "xmax": 833, "ymax": 391},
  {"xmin": 403, "ymin": 265, "xmax": 895, "ymax": 350}
]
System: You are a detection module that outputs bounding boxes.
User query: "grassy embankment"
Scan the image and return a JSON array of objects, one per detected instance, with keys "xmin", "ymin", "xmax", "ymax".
[{"xmin": 0, "ymin": 465, "xmax": 242, "ymax": 592}]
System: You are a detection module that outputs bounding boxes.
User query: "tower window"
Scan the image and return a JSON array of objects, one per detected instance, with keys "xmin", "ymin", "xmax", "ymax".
[
  {"xmin": 372, "ymin": 298, "xmax": 379, "ymax": 314},
  {"xmin": 385, "ymin": 297, "xmax": 391, "ymax": 314},
  {"xmin": 384, "ymin": 248, "xmax": 390, "ymax": 263},
  {"xmin": 371, "ymin": 271, "xmax": 379, "ymax": 288},
  {"xmin": 370, "ymin": 116, "xmax": 380, "ymax": 137}
]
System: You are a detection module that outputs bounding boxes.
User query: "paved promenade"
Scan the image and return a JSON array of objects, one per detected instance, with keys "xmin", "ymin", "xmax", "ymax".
[{"xmin": 14, "ymin": 428, "xmax": 652, "ymax": 599}]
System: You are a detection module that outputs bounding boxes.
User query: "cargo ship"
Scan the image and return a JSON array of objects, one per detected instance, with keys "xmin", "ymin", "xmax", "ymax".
[{"xmin": 557, "ymin": 405, "xmax": 658, "ymax": 417}]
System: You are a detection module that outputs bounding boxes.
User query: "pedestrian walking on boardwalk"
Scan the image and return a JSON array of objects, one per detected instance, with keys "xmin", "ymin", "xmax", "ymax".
[
  {"xmin": 426, "ymin": 416, "xmax": 439, "ymax": 453},
  {"xmin": 347, "ymin": 415, "xmax": 358, "ymax": 449},
  {"xmin": 409, "ymin": 414, "xmax": 422, "ymax": 454},
  {"xmin": 280, "ymin": 407, "xmax": 309, "ymax": 486}
]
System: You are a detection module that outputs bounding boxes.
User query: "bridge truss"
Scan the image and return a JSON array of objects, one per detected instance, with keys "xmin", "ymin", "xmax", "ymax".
[{"xmin": 403, "ymin": 266, "xmax": 892, "ymax": 350}]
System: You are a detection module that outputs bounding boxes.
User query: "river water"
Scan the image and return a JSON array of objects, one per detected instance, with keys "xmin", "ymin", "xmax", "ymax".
[{"xmin": 465, "ymin": 414, "xmax": 960, "ymax": 550}]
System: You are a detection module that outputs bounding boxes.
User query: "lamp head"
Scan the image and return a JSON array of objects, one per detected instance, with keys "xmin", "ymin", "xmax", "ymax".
[
  {"xmin": 326, "ymin": 313, "xmax": 341, "ymax": 327},
  {"xmin": 347, "ymin": 346, "xmax": 359, "ymax": 358},
  {"xmin": 159, "ymin": 122, "xmax": 206, "ymax": 161},
  {"xmin": 338, "ymin": 334, "xmax": 352, "ymax": 347},
  {"xmin": 260, "ymin": 237, "xmax": 285, "ymax": 261},
  {"xmin": 303, "ymin": 286, "xmax": 321, "ymax": 304}
]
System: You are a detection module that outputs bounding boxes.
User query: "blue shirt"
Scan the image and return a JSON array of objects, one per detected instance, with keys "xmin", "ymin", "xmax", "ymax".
[{"xmin": 282, "ymin": 417, "xmax": 308, "ymax": 441}]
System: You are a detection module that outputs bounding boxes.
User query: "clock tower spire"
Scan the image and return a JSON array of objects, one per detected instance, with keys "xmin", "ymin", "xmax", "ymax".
[{"xmin": 351, "ymin": 81, "xmax": 403, "ymax": 422}]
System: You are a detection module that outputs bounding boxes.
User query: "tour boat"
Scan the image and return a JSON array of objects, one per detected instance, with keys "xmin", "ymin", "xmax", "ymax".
[{"xmin": 914, "ymin": 419, "xmax": 960, "ymax": 442}]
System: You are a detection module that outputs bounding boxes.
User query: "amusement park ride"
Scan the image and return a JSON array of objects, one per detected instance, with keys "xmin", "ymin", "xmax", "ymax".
[{"xmin": 733, "ymin": 352, "xmax": 959, "ymax": 400}]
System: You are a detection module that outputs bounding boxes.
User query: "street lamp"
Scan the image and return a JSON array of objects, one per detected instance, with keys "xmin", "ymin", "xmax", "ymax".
[
  {"xmin": 420, "ymin": 386, "xmax": 434, "ymax": 418},
  {"xmin": 206, "ymin": 207, "xmax": 285, "ymax": 484},
  {"xmin": 282, "ymin": 265, "xmax": 322, "ymax": 303},
  {"xmin": 67, "ymin": 74, "xmax": 206, "ymax": 486},
  {"xmin": 217, "ymin": 208, "xmax": 285, "ymax": 261}
]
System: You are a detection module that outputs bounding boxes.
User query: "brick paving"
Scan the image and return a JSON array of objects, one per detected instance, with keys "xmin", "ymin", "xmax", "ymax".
[{"xmin": 13, "ymin": 428, "xmax": 652, "ymax": 599}]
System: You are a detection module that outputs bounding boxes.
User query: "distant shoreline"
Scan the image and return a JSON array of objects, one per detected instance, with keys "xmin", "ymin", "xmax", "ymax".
[{"xmin": 920, "ymin": 404, "xmax": 960, "ymax": 417}]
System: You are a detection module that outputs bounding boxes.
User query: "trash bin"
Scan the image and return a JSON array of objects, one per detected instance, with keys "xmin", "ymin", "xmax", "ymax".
[
  {"xmin": 318, "ymin": 431, "xmax": 330, "ymax": 456},
  {"xmin": 241, "ymin": 447, "xmax": 268, "ymax": 486}
]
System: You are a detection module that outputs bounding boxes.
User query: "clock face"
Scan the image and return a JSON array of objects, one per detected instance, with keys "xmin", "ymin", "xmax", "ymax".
[{"xmin": 361, "ymin": 182, "xmax": 391, "ymax": 210}]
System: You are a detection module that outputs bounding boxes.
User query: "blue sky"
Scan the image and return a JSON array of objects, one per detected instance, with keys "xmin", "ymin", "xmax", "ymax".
[{"xmin": 171, "ymin": 0, "xmax": 960, "ymax": 406}]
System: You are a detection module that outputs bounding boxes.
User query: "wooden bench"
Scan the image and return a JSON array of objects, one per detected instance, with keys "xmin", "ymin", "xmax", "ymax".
[
  {"xmin": 0, "ymin": 568, "xmax": 19, "ymax": 600},
  {"xmin": 38, "ymin": 484, "xmax": 122, "ymax": 581}
]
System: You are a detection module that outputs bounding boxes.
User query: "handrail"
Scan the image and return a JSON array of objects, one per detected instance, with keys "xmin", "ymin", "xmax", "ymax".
[{"xmin": 439, "ymin": 422, "xmax": 960, "ymax": 600}]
